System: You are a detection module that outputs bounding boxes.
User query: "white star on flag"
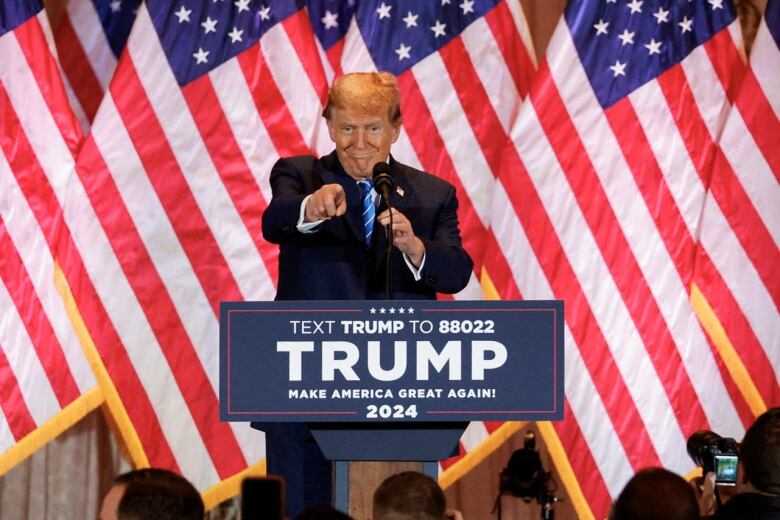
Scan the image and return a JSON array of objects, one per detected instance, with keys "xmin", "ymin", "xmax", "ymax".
[
  {"xmin": 395, "ymin": 42, "xmax": 412, "ymax": 60},
  {"xmin": 110, "ymin": 0, "xmax": 121, "ymax": 12},
  {"xmin": 403, "ymin": 11, "xmax": 418, "ymax": 28},
  {"xmin": 459, "ymin": 0, "xmax": 475, "ymax": 15},
  {"xmin": 653, "ymin": 7, "xmax": 670, "ymax": 23},
  {"xmin": 376, "ymin": 2, "xmax": 392, "ymax": 19},
  {"xmin": 321, "ymin": 10, "xmax": 338, "ymax": 29},
  {"xmin": 594, "ymin": 19, "xmax": 609, "ymax": 35},
  {"xmin": 618, "ymin": 29, "xmax": 635, "ymax": 46},
  {"xmin": 234, "ymin": 0, "xmax": 250, "ymax": 13},
  {"xmin": 228, "ymin": 27, "xmax": 243, "ymax": 43},
  {"xmin": 431, "ymin": 20, "xmax": 447, "ymax": 37},
  {"xmin": 609, "ymin": 60, "xmax": 627, "ymax": 77},
  {"xmin": 258, "ymin": 6, "xmax": 270, "ymax": 20},
  {"xmin": 708, "ymin": 0, "xmax": 724, "ymax": 10},
  {"xmin": 644, "ymin": 38, "xmax": 662, "ymax": 55},
  {"xmin": 192, "ymin": 47, "xmax": 209, "ymax": 64},
  {"xmin": 627, "ymin": 0, "xmax": 643, "ymax": 14},
  {"xmin": 679, "ymin": 16, "xmax": 693, "ymax": 33},
  {"xmin": 201, "ymin": 17, "xmax": 217, "ymax": 34},
  {"xmin": 174, "ymin": 6, "xmax": 191, "ymax": 23}
]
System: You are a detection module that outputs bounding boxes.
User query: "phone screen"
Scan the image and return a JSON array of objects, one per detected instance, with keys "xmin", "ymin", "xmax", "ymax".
[
  {"xmin": 241, "ymin": 476, "xmax": 285, "ymax": 520},
  {"xmin": 714, "ymin": 454, "xmax": 738, "ymax": 486}
]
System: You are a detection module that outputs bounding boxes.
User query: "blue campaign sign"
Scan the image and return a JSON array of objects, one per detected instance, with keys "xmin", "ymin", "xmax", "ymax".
[{"xmin": 220, "ymin": 300, "xmax": 564, "ymax": 422}]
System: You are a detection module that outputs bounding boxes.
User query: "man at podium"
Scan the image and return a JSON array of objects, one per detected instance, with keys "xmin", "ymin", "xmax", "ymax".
[{"xmin": 257, "ymin": 71, "xmax": 474, "ymax": 516}]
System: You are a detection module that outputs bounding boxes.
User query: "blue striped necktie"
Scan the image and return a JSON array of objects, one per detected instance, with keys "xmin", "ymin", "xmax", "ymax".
[{"xmin": 358, "ymin": 179, "xmax": 374, "ymax": 245}]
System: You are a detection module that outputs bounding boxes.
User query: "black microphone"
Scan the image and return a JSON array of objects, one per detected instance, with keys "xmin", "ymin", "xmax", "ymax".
[{"xmin": 372, "ymin": 162, "xmax": 394, "ymax": 203}]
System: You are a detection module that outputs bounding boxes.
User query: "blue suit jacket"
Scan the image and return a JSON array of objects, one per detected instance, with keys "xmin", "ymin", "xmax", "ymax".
[{"xmin": 261, "ymin": 151, "xmax": 473, "ymax": 300}]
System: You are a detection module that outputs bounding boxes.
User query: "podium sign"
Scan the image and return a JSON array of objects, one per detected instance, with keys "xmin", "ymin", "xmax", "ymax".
[{"xmin": 220, "ymin": 300, "xmax": 563, "ymax": 422}]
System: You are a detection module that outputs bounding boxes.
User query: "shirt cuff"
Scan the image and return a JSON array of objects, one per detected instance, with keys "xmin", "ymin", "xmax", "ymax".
[
  {"xmin": 403, "ymin": 252, "xmax": 426, "ymax": 281},
  {"xmin": 297, "ymin": 194, "xmax": 324, "ymax": 233}
]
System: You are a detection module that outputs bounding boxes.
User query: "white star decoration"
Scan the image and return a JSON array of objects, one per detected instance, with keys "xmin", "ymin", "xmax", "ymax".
[
  {"xmin": 403, "ymin": 11, "xmax": 418, "ymax": 28},
  {"xmin": 708, "ymin": 0, "xmax": 724, "ymax": 9},
  {"xmin": 679, "ymin": 16, "xmax": 693, "ymax": 33},
  {"xmin": 618, "ymin": 29, "xmax": 635, "ymax": 45},
  {"xmin": 593, "ymin": 19, "xmax": 609, "ymax": 36},
  {"xmin": 193, "ymin": 47, "xmax": 209, "ymax": 64},
  {"xmin": 258, "ymin": 6, "xmax": 271, "ymax": 20},
  {"xmin": 228, "ymin": 26, "xmax": 243, "ymax": 43},
  {"xmin": 174, "ymin": 5, "xmax": 191, "ymax": 23},
  {"xmin": 653, "ymin": 7, "xmax": 670, "ymax": 23},
  {"xmin": 645, "ymin": 38, "xmax": 662, "ymax": 55},
  {"xmin": 431, "ymin": 20, "xmax": 447, "ymax": 37},
  {"xmin": 110, "ymin": 0, "xmax": 121, "ymax": 13},
  {"xmin": 609, "ymin": 60, "xmax": 627, "ymax": 77},
  {"xmin": 201, "ymin": 17, "xmax": 218, "ymax": 34},
  {"xmin": 321, "ymin": 10, "xmax": 339, "ymax": 29},
  {"xmin": 376, "ymin": 2, "xmax": 392, "ymax": 19},
  {"xmin": 234, "ymin": 0, "xmax": 250, "ymax": 13},
  {"xmin": 627, "ymin": 0, "xmax": 643, "ymax": 14},
  {"xmin": 395, "ymin": 42, "xmax": 411, "ymax": 60},
  {"xmin": 459, "ymin": 0, "xmax": 475, "ymax": 15}
]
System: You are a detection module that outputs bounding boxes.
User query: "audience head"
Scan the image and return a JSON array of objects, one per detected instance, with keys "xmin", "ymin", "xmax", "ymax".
[
  {"xmin": 372, "ymin": 471, "xmax": 447, "ymax": 520},
  {"xmin": 99, "ymin": 468, "xmax": 204, "ymax": 520},
  {"xmin": 610, "ymin": 467, "xmax": 698, "ymax": 520},
  {"xmin": 740, "ymin": 406, "xmax": 780, "ymax": 494}
]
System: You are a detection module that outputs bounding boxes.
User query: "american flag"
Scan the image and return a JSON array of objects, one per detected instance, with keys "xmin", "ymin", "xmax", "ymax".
[
  {"xmin": 0, "ymin": 1, "xmax": 98, "ymax": 471},
  {"xmin": 51, "ymin": 0, "xmax": 538, "ymax": 507},
  {"xmin": 487, "ymin": 0, "xmax": 776, "ymax": 517},
  {"xmin": 690, "ymin": 0, "xmax": 779, "ymax": 415},
  {"xmin": 53, "ymin": 0, "xmax": 141, "ymax": 130}
]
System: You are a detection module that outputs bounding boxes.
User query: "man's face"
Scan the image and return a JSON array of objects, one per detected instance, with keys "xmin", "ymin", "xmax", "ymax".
[
  {"xmin": 327, "ymin": 106, "xmax": 400, "ymax": 180},
  {"xmin": 99, "ymin": 484, "xmax": 125, "ymax": 520}
]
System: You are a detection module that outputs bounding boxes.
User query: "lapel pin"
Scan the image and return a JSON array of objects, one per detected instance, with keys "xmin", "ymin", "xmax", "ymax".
[{"xmin": 396, "ymin": 186, "xmax": 405, "ymax": 197}]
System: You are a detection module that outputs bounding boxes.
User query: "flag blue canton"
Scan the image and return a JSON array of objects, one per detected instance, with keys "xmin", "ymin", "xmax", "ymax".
[
  {"xmin": 0, "ymin": 0, "xmax": 41, "ymax": 38},
  {"xmin": 766, "ymin": 0, "xmax": 780, "ymax": 49},
  {"xmin": 566, "ymin": 0, "xmax": 736, "ymax": 109},
  {"xmin": 148, "ymin": 0, "xmax": 303, "ymax": 86},
  {"xmin": 355, "ymin": 0, "xmax": 500, "ymax": 76},
  {"xmin": 305, "ymin": 0, "xmax": 356, "ymax": 51},
  {"xmin": 90, "ymin": 0, "xmax": 143, "ymax": 58}
]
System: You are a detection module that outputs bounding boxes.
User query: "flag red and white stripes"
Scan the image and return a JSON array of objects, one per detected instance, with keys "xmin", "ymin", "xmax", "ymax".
[
  {"xmin": 484, "ymin": 1, "xmax": 771, "ymax": 517},
  {"xmin": 0, "ymin": 6, "xmax": 97, "ymax": 468}
]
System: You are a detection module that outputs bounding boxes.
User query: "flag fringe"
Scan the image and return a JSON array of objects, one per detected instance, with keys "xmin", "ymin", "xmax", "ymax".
[
  {"xmin": 0, "ymin": 386, "xmax": 103, "ymax": 475},
  {"xmin": 53, "ymin": 262, "xmax": 150, "ymax": 468},
  {"xmin": 690, "ymin": 282, "xmax": 766, "ymax": 416}
]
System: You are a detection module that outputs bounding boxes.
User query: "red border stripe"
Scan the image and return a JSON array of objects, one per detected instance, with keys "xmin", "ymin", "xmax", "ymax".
[
  {"xmin": 0, "ymin": 217, "xmax": 80, "ymax": 407},
  {"xmin": 282, "ymin": 10, "xmax": 330, "ymax": 105},
  {"xmin": 13, "ymin": 15, "xmax": 83, "ymax": 155},
  {"xmin": 53, "ymin": 15, "xmax": 103, "ymax": 122},
  {"xmin": 0, "ymin": 343, "xmax": 37, "ymax": 441},
  {"xmin": 181, "ymin": 75, "xmax": 279, "ymax": 287},
  {"xmin": 657, "ymin": 66, "xmax": 779, "ymax": 310},
  {"xmin": 75, "ymin": 129, "xmax": 246, "ymax": 478},
  {"xmin": 237, "ymin": 47, "xmax": 312, "ymax": 157},
  {"xmin": 110, "ymin": 54, "xmax": 244, "ymax": 315},
  {"xmin": 533, "ymin": 62, "xmax": 710, "ymax": 437}
]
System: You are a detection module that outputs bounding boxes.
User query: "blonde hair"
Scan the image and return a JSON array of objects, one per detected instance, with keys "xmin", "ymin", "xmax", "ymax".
[{"xmin": 322, "ymin": 72, "xmax": 402, "ymax": 125}]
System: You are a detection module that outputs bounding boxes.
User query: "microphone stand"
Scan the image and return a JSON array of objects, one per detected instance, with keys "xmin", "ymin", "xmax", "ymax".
[{"xmin": 382, "ymin": 192, "xmax": 393, "ymax": 300}]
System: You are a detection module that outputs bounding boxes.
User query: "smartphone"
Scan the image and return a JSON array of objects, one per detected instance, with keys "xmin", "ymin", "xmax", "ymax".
[
  {"xmin": 241, "ymin": 476, "xmax": 285, "ymax": 520},
  {"xmin": 714, "ymin": 453, "xmax": 738, "ymax": 486}
]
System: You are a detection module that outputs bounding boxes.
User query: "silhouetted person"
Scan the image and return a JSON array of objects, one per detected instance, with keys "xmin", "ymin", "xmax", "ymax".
[
  {"xmin": 372, "ymin": 471, "xmax": 462, "ymax": 520},
  {"xmin": 99, "ymin": 468, "xmax": 204, "ymax": 520},
  {"xmin": 707, "ymin": 407, "xmax": 780, "ymax": 519},
  {"xmin": 610, "ymin": 467, "xmax": 698, "ymax": 520}
]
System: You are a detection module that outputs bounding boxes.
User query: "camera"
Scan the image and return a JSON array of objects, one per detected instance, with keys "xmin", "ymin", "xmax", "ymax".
[{"xmin": 687, "ymin": 430, "xmax": 739, "ymax": 486}]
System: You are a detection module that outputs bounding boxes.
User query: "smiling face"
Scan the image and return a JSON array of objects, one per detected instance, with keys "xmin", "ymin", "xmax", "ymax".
[{"xmin": 327, "ymin": 105, "xmax": 401, "ymax": 180}]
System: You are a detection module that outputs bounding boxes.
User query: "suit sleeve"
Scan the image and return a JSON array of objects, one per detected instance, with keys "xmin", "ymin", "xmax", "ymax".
[
  {"xmin": 417, "ymin": 184, "xmax": 474, "ymax": 294},
  {"xmin": 262, "ymin": 157, "xmax": 315, "ymax": 244}
]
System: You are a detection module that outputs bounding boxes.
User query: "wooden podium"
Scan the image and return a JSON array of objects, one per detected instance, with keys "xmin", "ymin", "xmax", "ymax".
[{"xmin": 220, "ymin": 299, "xmax": 563, "ymax": 518}]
